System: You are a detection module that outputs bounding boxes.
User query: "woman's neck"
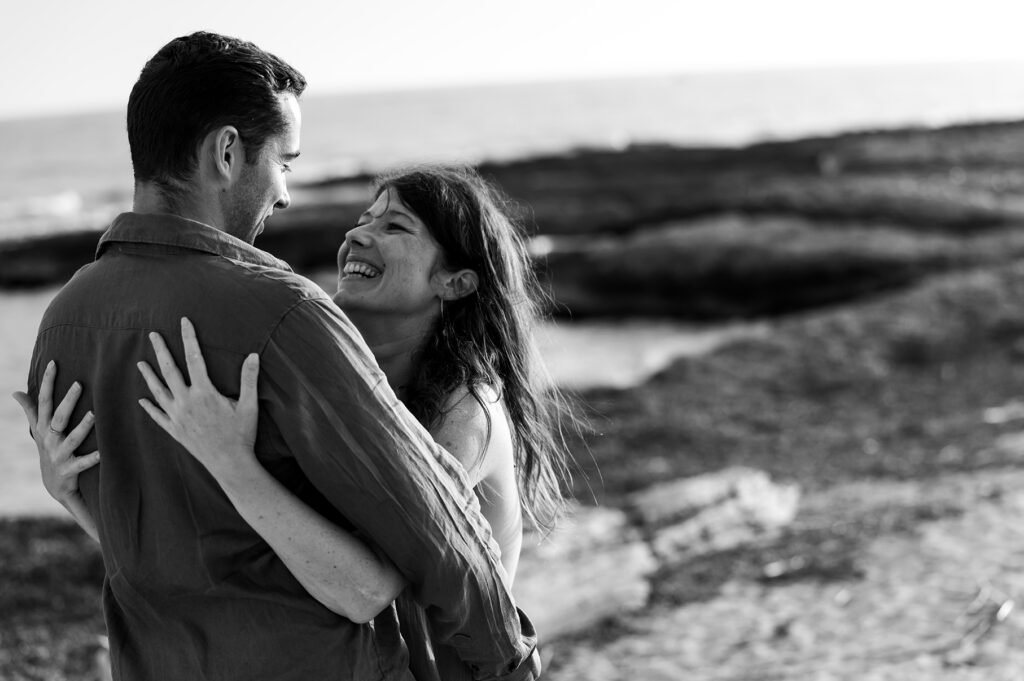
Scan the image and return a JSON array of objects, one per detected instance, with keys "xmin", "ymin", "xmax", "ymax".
[{"xmin": 345, "ymin": 309, "xmax": 435, "ymax": 396}]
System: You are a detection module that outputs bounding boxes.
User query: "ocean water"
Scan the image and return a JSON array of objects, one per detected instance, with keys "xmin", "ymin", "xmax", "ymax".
[{"xmin": 4, "ymin": 61, "xmax": 1024, "ymax": 239}]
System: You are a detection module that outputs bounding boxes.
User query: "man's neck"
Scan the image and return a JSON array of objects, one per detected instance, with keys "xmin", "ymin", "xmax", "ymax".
[{"xmin": 133, "ymin": 182, "xmax": 224, "ymax": 231}]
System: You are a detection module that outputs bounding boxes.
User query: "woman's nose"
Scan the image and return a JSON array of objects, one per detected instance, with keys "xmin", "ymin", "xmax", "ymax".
[{"xmin": 345, "ymin": 222, "xmax": 373, "ymax": 248}]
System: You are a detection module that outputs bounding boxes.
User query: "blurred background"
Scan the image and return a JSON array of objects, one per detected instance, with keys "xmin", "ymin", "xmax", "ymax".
[{"xmin": 6, "ymin": 1, "xmax": 1024, "ymax": 678}]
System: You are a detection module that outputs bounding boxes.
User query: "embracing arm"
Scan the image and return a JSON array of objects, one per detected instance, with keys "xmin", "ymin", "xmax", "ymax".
[
  {"xmin": 194, "ymin": 447, "xmax": 406, "ymax": 622},
  {"xmin": 142, "ymin": 311, "xmax": 538, "ymax": 681},
  {"xmin": 258, "ymin": 301, "xmax": 538, "ymax": 681},
  {"xmin": 137, "ymin": 320, "xmax": 405, "ymax": 622},
  {"xmin": 13, "ymin": 361, "xmax": 101, "ymax": 543}
]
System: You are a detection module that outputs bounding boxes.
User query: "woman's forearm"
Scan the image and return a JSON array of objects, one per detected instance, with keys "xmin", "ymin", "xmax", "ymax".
[
  {"xmin": 62, "ymin": 494, "xmax": 100, "ymax": 543},
  {"xmin": 212, "ymin": 453, "xmax": 406, "ymax": 622}
]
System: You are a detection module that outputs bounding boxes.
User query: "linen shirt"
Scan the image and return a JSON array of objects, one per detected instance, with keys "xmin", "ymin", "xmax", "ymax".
[{"xmin": 27, "ymin": 212, "xmax": 540, "ymax": 681}]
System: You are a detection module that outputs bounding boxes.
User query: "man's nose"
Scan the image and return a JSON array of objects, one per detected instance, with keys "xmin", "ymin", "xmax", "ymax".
[{"xmin": 275, "ymin": 188, "xmax": 291, "ymax": 210}]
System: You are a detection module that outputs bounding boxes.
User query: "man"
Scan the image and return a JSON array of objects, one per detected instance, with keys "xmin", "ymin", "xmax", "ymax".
[{"xmin": 24, "ymin": 32, "xmax": 539, "ymax": 681}]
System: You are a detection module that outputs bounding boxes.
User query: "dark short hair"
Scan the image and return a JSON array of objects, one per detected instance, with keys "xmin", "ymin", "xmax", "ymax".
[{"xmin": 127, "ymin": 31, "xmax": 306, "ymax": 190}]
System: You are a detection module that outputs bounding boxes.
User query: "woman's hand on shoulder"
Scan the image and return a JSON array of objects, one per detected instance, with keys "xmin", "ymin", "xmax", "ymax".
[
  {"xmin": 137, "ymin": 317, "xmax": 260, "ymax": 479},
  {"xmin": 12, "ymin": 360, "xmax": 100, "ymax": 506}
]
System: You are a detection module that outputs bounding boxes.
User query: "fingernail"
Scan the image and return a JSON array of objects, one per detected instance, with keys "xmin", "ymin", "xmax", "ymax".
[
  {"xmin": 85, "ymin": 411, "xmax": 94, "ymax": 420},
  {"xmin": 72, "ymin": 381, "xmax": 81, "ymax": 391},
  {"xmin": 47, "ymin": 360, "xmax": 55, "ymax": 370}
]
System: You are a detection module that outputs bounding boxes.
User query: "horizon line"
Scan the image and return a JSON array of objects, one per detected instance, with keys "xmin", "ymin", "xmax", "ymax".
[{"xmin": 4, "ymin": 57, "xmax": 1024, "ymax": 124}]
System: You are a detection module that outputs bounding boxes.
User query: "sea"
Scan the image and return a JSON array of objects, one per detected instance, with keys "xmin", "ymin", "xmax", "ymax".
[
  {"xmin": 6, "ymin": 61, "xmax": 1024, "ymax": 240},
  {"xmin": 4, "ymin": 61, "xmax": 1024, "ymax": 514}
]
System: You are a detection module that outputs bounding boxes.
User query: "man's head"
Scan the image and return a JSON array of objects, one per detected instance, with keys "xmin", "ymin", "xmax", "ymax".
[{"xmin": 127, "ymin": 32, "xmax": 306, "ymax": 241}]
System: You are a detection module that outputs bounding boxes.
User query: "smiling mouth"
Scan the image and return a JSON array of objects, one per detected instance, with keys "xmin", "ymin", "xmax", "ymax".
[{"xmin": 343, "ymin": 260, "xmax": 382, "ymax": 279}]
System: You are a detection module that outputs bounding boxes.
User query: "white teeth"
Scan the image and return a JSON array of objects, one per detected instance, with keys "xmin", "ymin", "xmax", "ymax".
[{"xmin": 343, "ymin": 261, "xmax": 382, "ymax": 278}]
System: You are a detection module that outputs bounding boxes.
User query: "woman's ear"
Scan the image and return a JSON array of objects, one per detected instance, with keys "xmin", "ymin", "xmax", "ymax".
[{"xmin": 438, "ymin": 269, "xmax": 479, "ymax": 301}]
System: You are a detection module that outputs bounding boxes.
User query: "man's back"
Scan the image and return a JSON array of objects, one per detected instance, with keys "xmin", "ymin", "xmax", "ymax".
[
  {"xmin": 30, "ymin": 213, "xmax": 412, "ymax": 680},
  {"xmin": 37, "ymin": 30, "xmax": 539, "ymax": 681}
]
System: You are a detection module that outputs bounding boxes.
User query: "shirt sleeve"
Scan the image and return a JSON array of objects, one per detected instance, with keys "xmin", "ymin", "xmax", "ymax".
[{"xmin": 258, "ymin": 296, "xmax": 540, "ymax": 681}]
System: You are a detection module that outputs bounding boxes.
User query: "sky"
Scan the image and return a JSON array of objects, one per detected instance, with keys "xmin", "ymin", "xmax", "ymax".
[{"xmin": 4, "ymin": 0, "xmax": 1024, "ymax": 120}]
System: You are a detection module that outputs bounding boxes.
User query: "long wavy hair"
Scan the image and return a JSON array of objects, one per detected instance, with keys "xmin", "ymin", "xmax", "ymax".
[{"xmin": 374, "ymin": 165, "xmax": 575, "ymax": 532}]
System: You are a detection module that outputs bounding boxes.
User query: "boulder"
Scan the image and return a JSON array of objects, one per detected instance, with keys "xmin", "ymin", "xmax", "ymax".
[
  {"xmin": 628, "ymin": 467, "xmax": 800, "ymax": 563},
  {"xmin": 514, "ymin": 504, "xmax": 657, "ymax": 641}
]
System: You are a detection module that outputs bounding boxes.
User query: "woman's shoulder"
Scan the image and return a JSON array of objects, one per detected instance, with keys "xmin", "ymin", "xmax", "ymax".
[
  {"xmin": 439, "ymin": 381, "xmax": 501, "ymax": 412},
  {"xmin": 431, "ymin": 383, "xmax": 512, "ymax": 484}
]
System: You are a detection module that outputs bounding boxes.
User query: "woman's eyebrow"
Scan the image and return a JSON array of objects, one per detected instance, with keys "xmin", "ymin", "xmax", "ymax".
[
  {"xmin": 388, "ymin": 207, "xmax": 416, "ymax": 222},
  {"xmin": 359, "ymin": 208, "xmax": 415, "ymax": 224}
]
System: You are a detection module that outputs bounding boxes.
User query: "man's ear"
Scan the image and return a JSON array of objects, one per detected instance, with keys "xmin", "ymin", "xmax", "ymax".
[
  {"xmin": 437, "ymin": 269, "xmax": 479, "ymax": 301},
  {"xmin": 200, "ymin": 125, "xmax": 244, "ymax": 184}
]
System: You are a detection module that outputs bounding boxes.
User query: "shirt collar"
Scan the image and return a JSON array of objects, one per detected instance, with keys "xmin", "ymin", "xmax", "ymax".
[{"xmin": 96, "ymin": 212, "xmax": 293, "ymax": 272}]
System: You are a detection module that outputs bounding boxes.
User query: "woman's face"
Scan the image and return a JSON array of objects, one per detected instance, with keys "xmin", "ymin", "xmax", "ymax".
[{"xmin": 334, "ymin": 188, "xmax": 448, "ymax": 318}]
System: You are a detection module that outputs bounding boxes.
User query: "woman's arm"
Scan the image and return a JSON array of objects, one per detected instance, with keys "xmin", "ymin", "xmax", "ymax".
[
  {"xmin": 199, "ymin": 447, "xmax": 406, "ymax": 622},
  {"xmin": 431, "ymin": 386, "xmax": 524, "ymax": 582},
  {"xmin": 137, "ymin": 318, "xmax": 406, "ymax": 622},
  {"xmin": 13, "ymin": 361, "xmax": 102, "ymax": 542}
]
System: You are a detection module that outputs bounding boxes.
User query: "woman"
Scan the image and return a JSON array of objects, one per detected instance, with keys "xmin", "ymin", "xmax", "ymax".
[{"xmin": 16, "ymin": 165, "xmax": 575, "ymax": 679}]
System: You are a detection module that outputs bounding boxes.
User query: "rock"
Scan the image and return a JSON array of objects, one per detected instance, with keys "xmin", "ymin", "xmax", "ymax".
[
  {"xmin": 0, "ymin": 230, "xmax": 101, "ymax": 287},
  {"xmin": 627, "ymin": 466, "xmax": 768, "ymax": 527},
  {"xmin": 628, "ymin": 467, "xmax": 800, "ymax": 563},
  {"xmin": 514, "ymin": 504, "xmax": 657, "ymax": 641},
  {"xmin": 537, "ymin": 215, "xmax": 1024, "ymax": 319},
  {"xmin": 991, "ymin": 431, "xmax": 1024, "ymax": 460},
  {"xmin": 547, "ymin": 468, "xmax": 1024, "ymax": 681},
  {"xmin": 94, "ymin": 636, "xmax": 112, "ymax": 681},
  {"xmin": 514, "ymin": 470, "xmax": 799, "ymax": 641}
]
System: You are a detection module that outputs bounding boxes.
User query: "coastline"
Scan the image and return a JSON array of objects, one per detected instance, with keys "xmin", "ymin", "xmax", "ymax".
[{"xmin": 6, "ymin": 117, "xmax": 1024, "ymax": 321}]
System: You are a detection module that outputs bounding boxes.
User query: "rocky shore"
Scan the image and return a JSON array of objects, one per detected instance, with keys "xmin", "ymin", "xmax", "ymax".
[{"xmin": 7, "ymin": 119, "xmax": 1024, "ymax": 321}]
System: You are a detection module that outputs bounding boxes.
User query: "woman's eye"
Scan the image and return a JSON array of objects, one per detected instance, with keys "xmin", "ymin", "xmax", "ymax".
[{"xmin": 387, "ymin": 223, "xmax": 409, "ymax": 232}]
